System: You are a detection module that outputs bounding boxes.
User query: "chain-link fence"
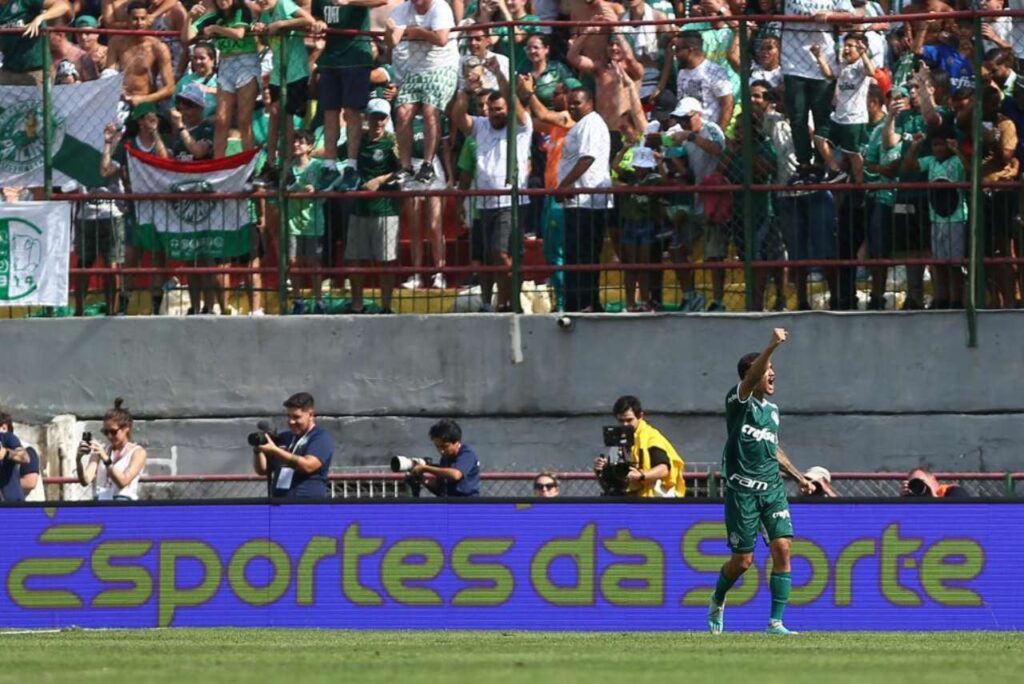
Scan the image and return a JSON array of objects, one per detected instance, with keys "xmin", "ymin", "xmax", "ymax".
[
  {"xmin": 42, "ymin": 471, "xmax": 1023, "ymax": 501},
  {"xmin": 2, "ymin": 10, "xmax": 1023, "ymax": 334}
]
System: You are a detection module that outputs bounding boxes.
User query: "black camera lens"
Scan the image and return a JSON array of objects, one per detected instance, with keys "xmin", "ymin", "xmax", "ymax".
[
  {"xmin": 907, "ymin": 478, "xmax": 930, "ymax": 496},
  {"xmin": 247, "ymin": 431, "xmax": 267, "ymax": 447},
  {"xmin": 82, "ymin": 431, "xmax": 92, "ymax": 443}
]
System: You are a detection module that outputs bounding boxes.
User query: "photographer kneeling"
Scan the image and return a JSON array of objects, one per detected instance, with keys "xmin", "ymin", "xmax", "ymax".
[
  {"xmin": 593, "ymin": 396, "xmax": 687, "ymax": 497},
  {"xmin": 252, "ymin": 393, "xmax": 334, "ymax": 499},
  {"xmin": 406, "ymin": 419, "xmax": 481, "ymax": 498}
]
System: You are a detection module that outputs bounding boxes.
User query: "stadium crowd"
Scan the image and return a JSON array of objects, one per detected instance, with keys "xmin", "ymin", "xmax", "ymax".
[{"xmin": 2, "ymin": 0, "xmax": 1024, "ymax": 314}]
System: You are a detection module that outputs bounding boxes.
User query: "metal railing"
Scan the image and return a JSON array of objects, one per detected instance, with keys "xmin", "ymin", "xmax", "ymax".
[
  {"xmin": 36, "ymin": 470, "xmax": 1024, "ymax": 501},
  {"xmin": 0, "ymin": 12, "xmax": 1022, "ymax": 346}
]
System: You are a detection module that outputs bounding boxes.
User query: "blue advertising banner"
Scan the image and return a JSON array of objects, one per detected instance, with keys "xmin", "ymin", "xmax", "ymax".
[{"xmin": 2, "ymin": 503, "xmax": 1019, "ymax": 631}]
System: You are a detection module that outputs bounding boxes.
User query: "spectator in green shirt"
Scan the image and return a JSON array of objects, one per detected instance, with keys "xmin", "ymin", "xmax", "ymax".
[{"xmin": 252, "ymin": 0, "xmax": 314, "ymax": 178}]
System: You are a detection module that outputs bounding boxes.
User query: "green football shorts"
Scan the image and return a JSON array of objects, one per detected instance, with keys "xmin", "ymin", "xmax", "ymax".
[{"xmin": 724, "ymin": 486, "xmax": 793, "ymax": 553}]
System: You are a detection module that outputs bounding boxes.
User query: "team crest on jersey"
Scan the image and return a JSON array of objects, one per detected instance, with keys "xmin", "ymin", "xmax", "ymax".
[
  {"xmin": 372, "ymin": 149, "xmax": 384, "ymax": 162},
  {"xmin": 729, "ymin": 532, "xmax": 741, "ymax": 547}
]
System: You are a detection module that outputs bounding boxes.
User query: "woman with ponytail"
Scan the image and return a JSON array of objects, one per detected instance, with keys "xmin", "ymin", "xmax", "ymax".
[{"xmin": 76, "ymin": 398, "xmax": 148, "ymax": 501}]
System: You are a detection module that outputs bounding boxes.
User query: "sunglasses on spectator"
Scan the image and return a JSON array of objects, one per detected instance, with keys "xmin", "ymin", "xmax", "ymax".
[
  {"xmin": 101, "ymin": 427, "xmax": 123, "ymax": 436},
  {"xmin": 534, "ymin": 481, "xmax": 558, "ymax": 491}
]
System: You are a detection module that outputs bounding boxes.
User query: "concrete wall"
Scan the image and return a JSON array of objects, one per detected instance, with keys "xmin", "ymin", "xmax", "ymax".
[{"xmin": 3, "ymin": 312, "xmax": 1023, "ymax": 476}]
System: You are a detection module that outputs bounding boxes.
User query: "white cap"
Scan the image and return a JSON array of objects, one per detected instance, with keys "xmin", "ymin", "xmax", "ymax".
[
  {"xmin": 671, "ymin": 97, "xmax": 703, "ymax": 118},
  {"xmin": 631, "ymin": 145, "xmax": 657, "ymax": 169},
  {"xmin": 644, "ymin": 120, "xmax": 661, "ymax": 135},
  {"xmin": 803, "ymin": 466, "xmax": 832, "ymax": 484},
  {"xmin": 365, "ymin": 98, "xmax": 391, "ymax": 117}
]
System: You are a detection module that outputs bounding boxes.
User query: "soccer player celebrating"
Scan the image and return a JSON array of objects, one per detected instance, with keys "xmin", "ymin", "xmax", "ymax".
[{"xmin": 708, "ymin": 327, "xmax": 815, "ymax": 635}]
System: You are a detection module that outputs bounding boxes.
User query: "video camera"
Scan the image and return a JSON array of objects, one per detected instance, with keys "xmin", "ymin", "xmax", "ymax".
[
  {"xmin": 598, "ymin": 425, "xmax": 636, "ymax": 496},
  {"xmin": 247, "ymin": 421, "xmax": 273, "ymax": 447}
]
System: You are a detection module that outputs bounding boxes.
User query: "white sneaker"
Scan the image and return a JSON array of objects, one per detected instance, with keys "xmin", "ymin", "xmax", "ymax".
[
  {"xmin": 248, "ymin": 308, "xmax": 265, "ymax": 317},
  {"xmin": 401, "ymin": 275, "xmax": 423, "ymax": 290},
  {"xmin": 431, "ymin": 273, "xmax": 447, "ymax": 289}
]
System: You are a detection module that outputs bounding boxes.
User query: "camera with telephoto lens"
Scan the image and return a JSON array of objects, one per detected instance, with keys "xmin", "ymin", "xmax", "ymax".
[
  {"xmin": 907, "ymin": 477, "xmax": 931, "ymax": 497},
  {"xmin": 598, "ymin": 426, "xmax": 636, "ymax": 495},
  {"xmin": 390, "ymin": 455, "xmax": 433, "ymax": 473},
  {"xmin": 391, "ymin": 456, "xmax": 434, "ymax": 498}
]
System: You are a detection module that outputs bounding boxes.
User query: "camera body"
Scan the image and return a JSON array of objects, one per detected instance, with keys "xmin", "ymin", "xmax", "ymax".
[
  {"xmin": 598, "ymin": 425, "xmax": 637, "ymax": 495},
  {"xmin": 82, "ymin": 431, "xmax": 93, "ymax": 444},
  {"xmin": 391, "ymin": 455, "xmax": 433, "ymax": 473},
  {"xmin": 907, "ymin": 477, "xmax": 931, "ymax": 497},
  {"xmin": 602, "ymin": 425, "xmax": 635, "ymax": 450},
  {"xmin": 247, "ymin": 431, "xmax": 269, "ymax": 447}
]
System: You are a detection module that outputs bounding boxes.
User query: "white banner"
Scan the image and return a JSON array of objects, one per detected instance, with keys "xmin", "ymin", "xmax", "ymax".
[
  {"xmin": 0, "ymin": 202, "xmax": 71, "ymax": 307},
  {"xmin": 0, "ymin": 74, "xmax": 124, "ymax": 189}
]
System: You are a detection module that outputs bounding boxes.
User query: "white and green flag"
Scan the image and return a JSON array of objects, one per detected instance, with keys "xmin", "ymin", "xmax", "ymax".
[
  {"xmin": 127, "ymin": 147, "xmax": 259, "ymax": 260},
  {"xmin": 0, "ymin": 202, "xmax": 71, "ymax": 306},
  {"xmin": 0, "ymin": 75, "xmax": 124, "ymax": 189}
]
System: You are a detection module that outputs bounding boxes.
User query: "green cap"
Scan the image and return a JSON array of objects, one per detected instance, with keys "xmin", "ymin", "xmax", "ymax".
[
  {"xmin": 562, "ymin": 77, "xmax": 583, "ymax": 91},
  {"xmin": 130, "ymin": 102, "xmax": 157, "ymax": 120},
  {"xmin": 73, "ymin": 15, "xmax": 99, "ymax": 28}
]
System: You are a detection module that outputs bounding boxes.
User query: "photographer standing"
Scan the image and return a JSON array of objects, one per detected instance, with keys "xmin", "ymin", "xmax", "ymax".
[
  {"xmin": 0, "ymin": 414, "xmax": 32, "ymax": 503},
  {"xmin": 76, "ymin": 398, "xmax": 147, "ymax": 501},
  {"xmin": 593, "ymin": 396, "xmax": 686, "ymax": 497},
  {"xmin": 408, "ymin": 419, "xmax": 480, "ymax": 498},
  {"xmin": 253, "ymin": 393, "xmax": 334, "ymax": 499}
]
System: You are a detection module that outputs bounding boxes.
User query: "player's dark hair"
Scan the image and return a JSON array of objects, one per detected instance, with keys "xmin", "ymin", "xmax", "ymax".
[
  {"xmin": 613, "ymin": 395, "xmax": 643, "ymax": 417},
  {"xmin": 486, "ymin": 90, "xmax": 506, "ymax": 106},
  {"xmin": 0, "ymin": 411, "xmax": 13, "ymax": 432},
  {"xmin": 283, "ymin": 392, "xmax": 315, "ymax": 410},
  {"xmin": 429, "ymin": 419, "xmax": 462, "ymax": 444},
  {"xmin": 127, "ymin": 0, "xmax": 148, "ymax": 13},
  {"xmin": 737, "ymin": 352, "xmax": 760, "ymax": 380},
  {"xmin": 294, "ymin": 130, "xmax": 315, "ymax": 145}
]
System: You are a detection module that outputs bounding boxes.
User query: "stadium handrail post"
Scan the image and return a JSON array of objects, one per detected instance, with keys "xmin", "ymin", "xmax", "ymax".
[
  {"xmin": 739, "ymin": 18, "xmax": 754, "ymax": 312},
  {"xmin": 967, "ymin": 14, "xmax": 985, "ymax": 347},
  {"xmin": 277, "ymin": 44, "xmax": 291, "ymax": 316},
  {"xmin": 42, "ymin": 28, "xmax": 53, "ymax": 200},
  {"xmin": 507, "ymin": 19, "xmax": 523, "ymax": 314}
]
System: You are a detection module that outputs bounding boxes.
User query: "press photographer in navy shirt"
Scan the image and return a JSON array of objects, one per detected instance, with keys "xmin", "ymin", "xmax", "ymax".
[
  {"xmin": 253, "ymin": 392, "xmax": 334, "ymax": 499},
  {"xmin": 410, "ymin": 419, "xmax": 481, "ymax": 497},
  {"xmin": 0, "ymin": 429, "xmax": 31, "ymax": 503}
]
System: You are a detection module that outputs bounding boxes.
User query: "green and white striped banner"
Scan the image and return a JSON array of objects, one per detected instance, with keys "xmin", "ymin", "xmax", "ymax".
[
  {"xmin": 0, "ymin": 75, "xmax": 124, "ymax": 189},
  {"xmin": 0, "ymin": 202, "xmax": 71, "ymax": 306}
]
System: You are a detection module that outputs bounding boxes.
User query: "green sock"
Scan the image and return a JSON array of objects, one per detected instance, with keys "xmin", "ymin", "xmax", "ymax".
[
  {"xmin": 713, "ymin": 568, "xmax": 737, "ymax": 604},
  {"xmin": 769, "ymin": 571, "xmax": 792, "ymax": 622}
]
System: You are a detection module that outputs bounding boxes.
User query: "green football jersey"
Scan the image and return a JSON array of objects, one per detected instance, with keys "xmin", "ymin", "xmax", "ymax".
[{"xmin": 722, "ymin": 385, "xmax": 783, "ymax": 492}]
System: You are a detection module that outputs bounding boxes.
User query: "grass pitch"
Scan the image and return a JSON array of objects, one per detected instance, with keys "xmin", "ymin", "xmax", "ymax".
[{"xmin": 1, "ymin": 630, "xmax": 1020, "ymax": 684}]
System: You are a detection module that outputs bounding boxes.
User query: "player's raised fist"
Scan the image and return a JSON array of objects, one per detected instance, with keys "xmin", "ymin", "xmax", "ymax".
[{"xmin": 771, "ymin": 328, "xmax": 788, "ymax": 345}]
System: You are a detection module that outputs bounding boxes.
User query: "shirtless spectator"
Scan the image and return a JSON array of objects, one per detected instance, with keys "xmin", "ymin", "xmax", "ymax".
[
  {"xmin": 0, "ymin": 0, "xmax": 71, "ymax": 86},
  {"xmin": 567, "ymin": 25, "xmax": 643, "ymax": 130},
  {"xmin": 566, "ymin": 0, "xmax": 621, "ymax": 64},
  {"xmin": 50, "ymin": 27, "xmax": 99, "ymax": 82},
  {"xmin": 73, "ymin": 15, "xmax": 108, "ymax": 70},
  {"xmin": 673, "ymin": 30, "xmax": 734, "ymax": 134},
  {"xmin": 103, "ymin": 0, "xmax": 188, "ymax": 74},
  {"xmin": 107, "ymin": 1, "xmax": 176, "ymax": 112},
  {"xmin": 902, "ymin": 0, "xmax": 956, "ymax": 49}
]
